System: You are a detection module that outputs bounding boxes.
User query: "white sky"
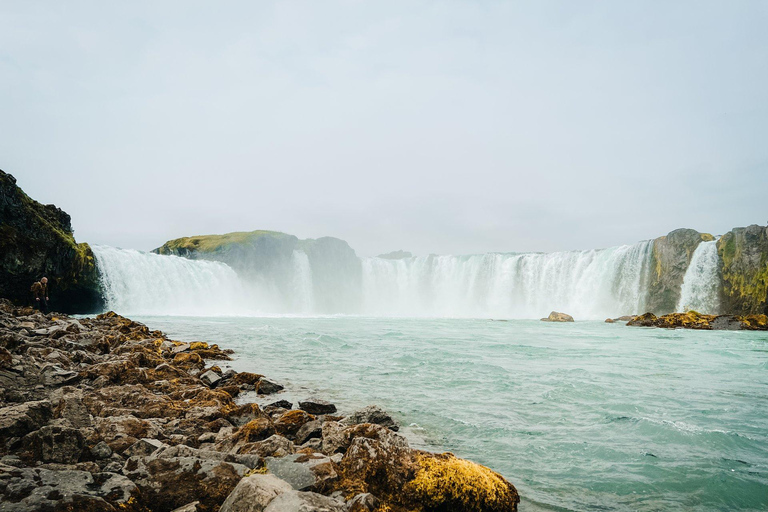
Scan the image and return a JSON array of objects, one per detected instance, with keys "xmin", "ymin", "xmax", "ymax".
[{"xmin": 1, "ymin": 1, "xmax": 766, "ymax": 256}]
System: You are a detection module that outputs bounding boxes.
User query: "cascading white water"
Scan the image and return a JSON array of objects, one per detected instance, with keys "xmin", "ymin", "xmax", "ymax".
[
  {"xmin": 94, "ymin": 241, "xmax": 661, "ymax": 319},
  {"xmin": 290, "ymin": 250, "xmax": 314, "ymax": 313},
  {"xmin": 677, "ymin": 240, "xmax": 720, "ymax": 314},
  {"xmin": 361, "ymin": 241, "xmax": 655, "ymax": 319},
  {"xmin": 93, "ymin": 245, "xmax": 253, "ymax": 316}
]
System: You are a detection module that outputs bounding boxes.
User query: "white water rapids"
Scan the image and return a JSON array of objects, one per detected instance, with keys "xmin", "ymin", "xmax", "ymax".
[{"xmin": 89, "ymin": 240, "xmax": 701, "ymax": 319}]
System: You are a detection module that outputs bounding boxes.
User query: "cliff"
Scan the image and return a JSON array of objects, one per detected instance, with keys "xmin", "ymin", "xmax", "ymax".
[
  {"xmin": 646, "ymin": 228, "xmax": 714, "ymax": 314},
  {"xmin": 155, "ymin": 231, "xmax": 362, "ymax": 313},
  {"xmin": 0, "ymin": 170, "xmax": 102, "ymax": 313},
  {"xmin": 718, "ymin": 225, "xmax": 768, "ymax": 315}
]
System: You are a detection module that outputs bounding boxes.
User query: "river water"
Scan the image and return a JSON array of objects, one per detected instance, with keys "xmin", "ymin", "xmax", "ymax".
[{"xmin": 132, "ymin": 315, "xmax": 768, "ymax": 512}]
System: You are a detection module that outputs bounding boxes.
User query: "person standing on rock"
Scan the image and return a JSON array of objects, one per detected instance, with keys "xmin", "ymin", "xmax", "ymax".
[{"xmin": 31, "ymin": 277, "xmax": 49, "ymax": 314}]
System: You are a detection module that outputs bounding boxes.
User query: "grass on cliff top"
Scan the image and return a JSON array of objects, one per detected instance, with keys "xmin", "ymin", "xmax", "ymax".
[{"xmin": 158, "ymin": 230, "xmax": 289, "ymax": 254}]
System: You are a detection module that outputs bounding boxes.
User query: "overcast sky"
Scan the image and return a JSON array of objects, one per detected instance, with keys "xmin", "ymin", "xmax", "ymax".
[{"xmin": 1, "ymin": 1, "xmax": 766, "ymax": 257}]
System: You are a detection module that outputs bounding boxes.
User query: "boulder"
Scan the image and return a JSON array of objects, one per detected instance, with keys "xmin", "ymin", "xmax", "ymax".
[
  {"xmin": 200, "ymin": 369, "xmax": 223, "ymax": 388},
  {"xmin": 123, "ymin": 437, "xmax": 166, "ymax": 458},
  {"xmin": 22, "ymin": 425, "xmax": 84, "ymax": 464},
  {"xmin": 258, "ymin": 378, "xmax": 284, "ymax": 394},
  {"xmin": 0, "ymin": 400, "xmax": 52, "ymax": 440},
  {"xmin": 341, "ymin": 405, "xmax": 399, "ymax": 431},
  {"xmin": 263, "ymin": 490, "xmax": 345, "ymax": 512},
  {"xmin": 540, "ymin": 311, "xmax": 574, "ymax": 322},
  {"xmin": 219, "ymin": 473, "xmax": 293, "ymax": 512},
  {"xmin": 298, "ymin": 398, "xmax": 337, "ymax": 415}
]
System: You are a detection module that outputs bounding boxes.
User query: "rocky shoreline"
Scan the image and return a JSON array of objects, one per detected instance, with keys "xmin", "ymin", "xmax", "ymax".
[{"xmin": 0, "ymin": 299, "xmax": 519, "ymax": 512}]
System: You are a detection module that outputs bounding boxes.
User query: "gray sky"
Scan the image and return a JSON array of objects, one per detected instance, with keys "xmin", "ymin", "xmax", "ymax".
[{"xmin": 1, "ymin": 1, "xmax": 766, "ymax": 257}]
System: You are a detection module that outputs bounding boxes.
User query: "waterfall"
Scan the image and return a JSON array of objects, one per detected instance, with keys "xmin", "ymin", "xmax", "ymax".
[
  {"xmin": 290, "ymin": 250, "xmax": 314, "ymax": 313},
  {"xmin": 93, "ymin": 245, "xmax": 253, "ymax": 316},
  {"xmin": 677, "ymin": 240, "xmax": 720, "ymax": 314},
  {"xmin": 94, "ymin": 240, "xmax": 657, "ymax": 319},
  {"xmin": 361, "ymin": 241, "xmax": 654, "ymax": 319}
]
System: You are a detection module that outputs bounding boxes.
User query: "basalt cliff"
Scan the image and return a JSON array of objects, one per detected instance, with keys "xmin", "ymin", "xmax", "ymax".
[{"xmin": 0, "ymin": 170, "xmax": 102, "ymax": 313}]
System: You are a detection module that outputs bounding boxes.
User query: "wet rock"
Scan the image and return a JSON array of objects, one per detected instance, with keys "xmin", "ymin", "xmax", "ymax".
[
  {"xmin": 299, "ymin": 398, "xmax": 337, "ymax": 415},
  {"xmin": 267, "ymin": 399, "xmax": 293, "ymax": 410},
  {"xmin": 219, "ymin": 473, "xmax": 293, "ymax": 512},
  {"xmin": 341, "ymin": 405, "xmax": 399, "ymax": 431},
  {"xmin": 540, "ymin": 311, "xmax": 574, "ymax": 322},
  {"xmin": 626, "ymin": 312, "xmax": 658, "ymax": 327},
  {"xmin": 258, "ymin": 378, "xmax": 284, "ymax": 394}
]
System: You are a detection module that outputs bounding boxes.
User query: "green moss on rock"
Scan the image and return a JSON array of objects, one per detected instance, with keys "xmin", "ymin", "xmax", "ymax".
[
  {"xmin": 717, "ymin": 225, "xmax": 768, "ymax": 315},
  {"xmin": 0, "ymin": 170, "xmax": 102, "ymax": 312},
  {"xmin": 155, "ymin": 230, "xmax": 291, "ymax": 256}
]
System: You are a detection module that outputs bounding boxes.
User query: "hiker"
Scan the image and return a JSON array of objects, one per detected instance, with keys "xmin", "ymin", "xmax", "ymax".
[{"xmin": 31, "ymin": 277, "xmax": 49, "ymax": 314}]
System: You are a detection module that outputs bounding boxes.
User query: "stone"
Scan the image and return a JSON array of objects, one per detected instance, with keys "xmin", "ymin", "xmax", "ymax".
[
  {"xmin": 341, "ymin": 405, "xmax": 399, "ymax": 431},
  {"xmin": 295, "ymin": 420, "xmax": 323, "ymax": 445},
  {"xmin": 238, "ymin": 434, "xmax": 296, "ymax": 458},
  {"xmin": 275, "ymin": 410, "xmax": 316, "ymax": 440},
  {"xmin": 263, "ymin": 490, "xmax": 345, "ymax": 512},
  {"xmin": 171, "ymin": 502, "xmax": 202, "ymax": 512},
  {"xmin": 22, "ymin": 425, "xmax": 84, "ymax": 464},
  {"xmin": 540, "ymin": 311, "xmax": 574, "ymax": 322},
  {"xmin": 219, "ymin": 473, "xmax": 293, "ymax": 512},
  {"xmin": 200, "ymin": 369, "xmax": 222, "ymax": 388},
  {"xmin": 258, "ymin": 378, "xmax": 284, "ymax": 394},
  {"xmin": 90, "ymin": 441, "xmax": 113, "ymax": 459},
  {"xmin": 40, "ymin": 364, "xmax": 79, "ymax": 386},
  {"xmin": 298, "ymin": 398, "xmax": 337, "ymax": 415},
  {"xmin": 124, "ymin": 437, "xmax": 167, "ymax": 458},
  {"xmin": 347, "ymin": 493, "xmax": 381, "ymax": 512},
  {"xmin": 0, "ymin": 400, "xmax": 52, "ymax": 440},
  {"xmin": 267, "ymin": 400, "xmax": 293, "ymax": 410}
]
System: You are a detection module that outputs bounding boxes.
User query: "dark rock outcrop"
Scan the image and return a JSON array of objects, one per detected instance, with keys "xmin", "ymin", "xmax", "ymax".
[
  {"xmin": 627, "ymin": 311, "xmax": 767, "ymax": 330},
  {"xmin": 0, "ymin": 170, "xmax": 102, "ymax": 313},
  {"xmin": 718, "ymin": 225, "xmax": 768, "ymax": 315},
  {"xmin": 646, "ymin": 229, "xmax": 714, "ymax": 315}
]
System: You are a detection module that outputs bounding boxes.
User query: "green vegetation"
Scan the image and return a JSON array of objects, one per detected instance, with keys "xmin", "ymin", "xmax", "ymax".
[{"xmin": 156, "ymin": 230, "xmax": 290, "ymax": 255}]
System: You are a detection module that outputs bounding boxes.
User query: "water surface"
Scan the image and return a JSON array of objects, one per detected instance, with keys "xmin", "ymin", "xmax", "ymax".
[{"xmin": 135, "ymin": 316, "xmax": 768, "ymax": 511}]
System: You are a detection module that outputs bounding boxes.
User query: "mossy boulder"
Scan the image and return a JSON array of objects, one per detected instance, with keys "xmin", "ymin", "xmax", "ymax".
[
  {"xmin": 646, "ymin": 229, "xmax": 712, "ymax": 314},
  {"xmin": 0, "ymin": 170, "xmax": 102, "ymax": 313},
  {"xmin": 717, "ymin": 225, "xmax": 768, "ymax": 315}
]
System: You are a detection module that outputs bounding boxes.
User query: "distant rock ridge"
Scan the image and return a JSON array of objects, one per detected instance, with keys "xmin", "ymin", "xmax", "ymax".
[
  {"xmin": 0, "ymin": 170, "xmax": 102, "ymax": 313},
  {"xmin": 376, "ymin": 250, "xmax": 413, "ymax": 260}
]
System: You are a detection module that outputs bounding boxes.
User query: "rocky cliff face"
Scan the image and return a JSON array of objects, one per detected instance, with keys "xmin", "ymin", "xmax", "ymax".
[
  {"xmin": 718, "ymin": 225, "xmax": 768, "ymax": 315},
  {"xmin": 646, "ymin": 228, "xmax": 714, "ymax": 315},
  {"xmin": 0, "ymin": 170, "xmax": 102, "ymax": 313},
  {"xmin": 154, "ymin": 231, "xmax": 362, "ymax": 313}
]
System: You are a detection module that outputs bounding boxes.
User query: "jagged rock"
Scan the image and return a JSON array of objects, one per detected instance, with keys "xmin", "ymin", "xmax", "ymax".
[
  {"xmin": 122, "ymin": 451, "xmax": 250, "ymax": 511},
  {"xmin": 90, "ymin": 441, "xmax": 113, "ymax": 459},
  {"xmin": 540, "ymin": 311, "xmax": 574, "ymax": 322},
  {"xmin": 275, "ymin": 410, "xmax": 316, "ymax": 440},
  {"xmin": 124, "ymin": 437, "xmax": 167, "ymax": 458},
  {"xmin": 265, "ymin": 452, "xmax": 335, "ymax": 491},
  {"xmin": 22, "ymin": 425, "xmax": 84, "ymax": 464},
  {"xmin": 299, "ymin": 398, "xmax": 337, "ymax": 415},
  {"xmin": 295, "ymin": 420, "xmax": 323, "ymax": 445},
  {"xmin": 40, "ymin": 363, "xmax": 79, "ymax": 386},
  {"xmin": 258, "ymin": 378, "xmax": 284, "ymax": 394},
  {"xmin": 201, "ymin": 369, "xmax": 223, "ymax": 388},
  {"xmin": 267, "ymin": 400, "xmax": 293, "ymax": 410},
  {"xmin": 0, "ymin": 400, "xmax": 52, "ymax": 440},
  {"xmin": 238, "ymin": 434, "xmax": 296, "ymax": 458},
  {"xmin": 263, "ymin": 490, "xmax": 346, "ymax": 512},
  {"xmin": 219, "ymin": 473, "xmax": 293, "ymax": 512},
  {"xmin": 0, "ymin": 466, "xmax": 140, "ymax": 511},
  {"xmin": 341, "ymin": 405, "xmax": 399, "ymax": 431}
]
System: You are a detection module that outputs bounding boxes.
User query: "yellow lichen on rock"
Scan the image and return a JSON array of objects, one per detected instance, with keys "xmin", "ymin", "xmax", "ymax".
[{"xmin": 405, "ymin": 453, "xmax": 519, "ymax": 512}]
